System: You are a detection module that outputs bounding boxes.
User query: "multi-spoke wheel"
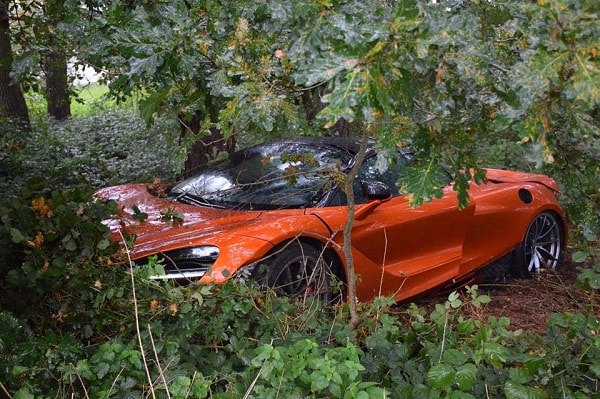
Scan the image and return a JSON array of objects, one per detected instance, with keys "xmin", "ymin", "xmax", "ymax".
[
  {"xmin": 512, "ymin": 211, "xmax": 564, "ymax": 278},
  {"xmin": 257, "ymin": 241, "xmax": 342, "ymax": 304}
]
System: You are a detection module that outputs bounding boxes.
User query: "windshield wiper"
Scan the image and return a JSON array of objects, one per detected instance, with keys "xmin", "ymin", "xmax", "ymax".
[{"xmin": 169, "ymin": 192, "xmax": 225, "ymax": 208}]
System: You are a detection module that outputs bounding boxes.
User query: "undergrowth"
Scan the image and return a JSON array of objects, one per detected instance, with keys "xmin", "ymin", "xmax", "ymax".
[
  {"xmin": 0, "ymin": 194, "xmax": 598, "ymax": 398},
  {"xmin": 0, "ymin": 109, "xmax": 184, "ymax": 202},
  {"xmin": 1, "ymin": 207, "xmax": 599, "ymax": 399}
]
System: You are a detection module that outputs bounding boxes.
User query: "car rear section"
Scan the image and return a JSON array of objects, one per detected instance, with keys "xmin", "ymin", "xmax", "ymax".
[{"xmin": 458, "ymin": 169, "xmax": 567, "ymax": 278}]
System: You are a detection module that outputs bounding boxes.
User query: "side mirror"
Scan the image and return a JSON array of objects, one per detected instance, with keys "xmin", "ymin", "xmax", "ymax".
[{"xmin": 361, "ymin": 180, "xmax": 392, "ymax": 201}]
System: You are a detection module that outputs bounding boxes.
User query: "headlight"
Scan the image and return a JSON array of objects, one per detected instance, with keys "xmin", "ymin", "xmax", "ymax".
[{"xmin": 150, "ymin": 246, "xmax": 219, "ymax": 281}]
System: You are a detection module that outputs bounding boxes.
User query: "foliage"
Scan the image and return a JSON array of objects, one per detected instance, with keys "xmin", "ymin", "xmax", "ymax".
[
  {"xmin": 0, "ymin": 109, "xmax": 183, "ymax": 202},
  {"xmin": 0, "ymin": 121, "xmax": 598, "ymax": 395},
  {"xmin": 1, "ymin": 130, "xmax": 598, "ymax": 396},
  {"xmin": 498, "ymin": 0, "xmax": 599, "ymax": 244},
  {"xmin": 82, "ymin": 0, "xmax": 314, "ymax": 146},
  {"xmin": 2, "ymin": 234, "xmax": 598, "ymax": 399},
  {"xmin": 3, "ymin": 0, "xmax": 599, "ymax": 237},
  {"xmin": 7, "ymin": 0, "xmax": 94, "ymax": 90},
  {"xmin": 74, "ymin": 0, "xmax": 600, "ymax": 241},
  {"xmin": 0, "ymin": 186, "xmax": 120, "ymax": 330}
]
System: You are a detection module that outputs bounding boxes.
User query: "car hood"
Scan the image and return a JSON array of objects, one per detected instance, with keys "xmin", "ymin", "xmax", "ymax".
[{"xmin": 94, "ymin": 184, "xmax": 265, "ymax": 258}]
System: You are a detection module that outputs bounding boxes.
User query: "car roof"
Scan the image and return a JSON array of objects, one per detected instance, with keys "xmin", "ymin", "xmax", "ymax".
[{"xmin": 261, "ymin": 136, "xmax": 377, "ymax": 157}]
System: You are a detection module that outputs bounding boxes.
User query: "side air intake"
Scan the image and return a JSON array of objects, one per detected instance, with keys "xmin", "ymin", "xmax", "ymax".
[{"xmin": 518, "ymin": 188, "xmax": 533, "ymax": 204}]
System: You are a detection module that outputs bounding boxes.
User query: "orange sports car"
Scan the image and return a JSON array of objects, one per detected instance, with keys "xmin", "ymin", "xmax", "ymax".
[{"xmin": 95, "ymin": 137, "xmax": 567, "ymax": 303}]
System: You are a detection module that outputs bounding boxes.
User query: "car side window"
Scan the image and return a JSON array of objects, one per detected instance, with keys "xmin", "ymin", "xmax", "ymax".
[{"xmin": 353, "ymin": 152, "xmax": 407, "ymax": 204}]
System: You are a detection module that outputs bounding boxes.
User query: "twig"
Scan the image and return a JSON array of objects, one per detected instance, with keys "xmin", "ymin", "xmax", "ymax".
[
  {"xmin": 106, "ymin": 367, "xmax": 125, "ymax": 398},
  {"xmin": 76, "ymin": 369, "xmax": 91, "ymax": 399},
  {"xmin": 148, "ymin": 324, "xmax": 171, "ymax": 398},
  {"xmin": 119, "ymin": 230, "xmax": 156, "ymax": 399},
  {"xmin": 1, "ymin": 382, "xmax": 12, "ymax": 399},
  {"xmin": 439, "ymin": 314, "xmax": 449, "ymax": 364},
  {"xmin": 378, "ymin": 228, "xmax": 388, "ymax": 298},
  {"xmin": 242, "ymin": 367, "xmax": 263, "ymax": 399}
]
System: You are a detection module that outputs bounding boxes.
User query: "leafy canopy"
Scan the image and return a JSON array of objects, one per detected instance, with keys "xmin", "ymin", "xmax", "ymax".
[{"xmin": 81, "ymin": 0, "xmax": 598, "ymax": 234}]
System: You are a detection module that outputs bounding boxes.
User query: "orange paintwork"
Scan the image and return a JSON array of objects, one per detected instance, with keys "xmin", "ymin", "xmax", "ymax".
[{"xmin": 95, "ymin": 168, "xmax": 567, "ymax": 303}]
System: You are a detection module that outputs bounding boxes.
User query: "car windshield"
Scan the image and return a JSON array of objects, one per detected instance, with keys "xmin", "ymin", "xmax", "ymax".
[{"xmin": 169, "ymin": 141, "xmax": 353, "ymax": 210}]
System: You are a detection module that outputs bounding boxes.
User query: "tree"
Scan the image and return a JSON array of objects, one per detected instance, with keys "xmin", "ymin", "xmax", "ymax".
[
  {"xmin": 81, "ymin": 0, "xmax": 369, "ymax": 174},
  {"xmin": 288, "ymin": 0, "xmax": 598, "ymax": 235},
  {"xmin": 502, "ymin": 0, "xmax": 599, "ymax": 243},
  {"xmin": 42, "ymin": 0, "xmax": 70, "ymax": 120},
  {"xmin": 6, "ymin": 0, "xmax": 102, "ymax": 123},
  {"xmin": 0, "ymin": 0, "xmax": 30, "ymax": 130}
]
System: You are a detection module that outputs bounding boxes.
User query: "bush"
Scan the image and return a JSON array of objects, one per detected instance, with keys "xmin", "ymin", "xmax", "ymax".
[{"xmin": 3, "ymin": 258, "xmax": 598, "ymax": 398}]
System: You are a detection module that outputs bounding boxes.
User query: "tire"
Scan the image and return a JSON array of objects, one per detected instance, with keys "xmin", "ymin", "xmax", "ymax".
[
  {"xmin": 258, "ymin": 240, "xmax": 341, "ymax": 304},
  {"xmin": 511, "ymin": 211, "xmax": 564, "ymax": 278}
]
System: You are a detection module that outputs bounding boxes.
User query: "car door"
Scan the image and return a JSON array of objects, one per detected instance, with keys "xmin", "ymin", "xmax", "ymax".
[{"xmin": 314, "ymin": 152, "xmax": 475, "ymax": 301}]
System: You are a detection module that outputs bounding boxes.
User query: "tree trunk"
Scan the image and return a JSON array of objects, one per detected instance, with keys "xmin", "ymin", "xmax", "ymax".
[
  {"xmin": 302, "ymin": 85, "xmax": 356, "ymax": 137},
  {"xmin": 342, "ymin": 133, "xmax": 369, "ymax": 328},
  {"xmin": 0, "ymin": 0, "xmax": 30, "ymax": 131},
  {"xmin": 179, "ymin": 111, "xmax": 235, "ymax": 178},
  {"xmin": 44, "ymin": 51, "xmax": 70, "ymax": 120},
  {"xmin": 44, "ymin": 0, "xmax": 70, "ymax": 120}
]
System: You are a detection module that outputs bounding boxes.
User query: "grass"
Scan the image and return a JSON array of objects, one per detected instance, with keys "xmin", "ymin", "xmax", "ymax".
[
  {"xmin": 25, "ymin": 84, "xmax": 135, "ymax": 119},
  {"xmin": 71, "ymin": 84, "xmax": 118, "ymax": 117}
]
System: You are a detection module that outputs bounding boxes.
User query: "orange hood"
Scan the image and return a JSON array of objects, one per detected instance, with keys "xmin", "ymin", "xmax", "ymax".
[{"xmin": 94, "ymin": 184, "xmax": 264, "ymax": 258}]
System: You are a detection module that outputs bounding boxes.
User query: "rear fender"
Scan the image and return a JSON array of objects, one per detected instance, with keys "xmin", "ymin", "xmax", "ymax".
[{"xmin": 485, "ymin": 169, "xmax": 560, "ymax": 193}]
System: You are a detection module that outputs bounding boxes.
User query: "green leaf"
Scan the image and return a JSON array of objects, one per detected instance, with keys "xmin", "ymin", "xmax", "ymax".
[
  {"xmin": 504, "ymin": 381, "xmax": 548, "ymax": 399},
  {"xmin": 13, "ymin": 388, "xmax": 35, "ymax": 399},
  {"xmin": 9, "ymin": 228, "xmax": 25, "ymax": 243},
  {"xmin": 318, "ymin": 69, "xmax": 363, "ymax": 126},
  {"xmin": 576, "ymin": 265, "xmax": 600, "ymax": 289},
  {"xmin": 179, "ymin": 302, "xmax": 193, "ymax": 314},
  {"xmin": 591, "ymin": 362, "xmax": 600, "ymax": 378},
  {"xmin": 442, "ymin": 349, "xmax": 469, "ymax": 366},
  {"xmin": 427, "ymin": 363, "xmax": 455, "ymax": 390},
  {"xmin": 11, "ymin": 365, "xmax": 29, "ymax": 376},
  {"xmin": 128, "ymin": 54, "xmax": 164, "ymax": 77},
  {"xmin": 400, "ymin": 161, "xmax": 447, "ymax": 207},
  {"xmin": 454, "ymin": 363, "xmax": 477, "ymax": 391},
  {"xmin": 131, "ymin": 205, "xmax": 149, "ymax": 222},
  {"xmin": 572, "ymin": 251, "xmax": 588, "ymax": 263},
  {"xmin": 449, "ymin": 391, "xmax": 476, "ymax": 399},
  {"xmin": 97, "ymin": 238, "xmax": 111, "ymax": 250},
  {"xmin": 310, "ymin": 371, "xmax": 330, "ymax": 391},
  {"xmin": 62, "ymin": 235, "xmax": 78, "ymax": 251},
  {"xmin": 96, "ymin": 362, "xmax": 110, "ymax": 379},
  {"xmin": 295, "ymin": 55, "xmax": 359, "ymax": 87},
  {"xmin": 480, "ymin": 342, "xmax": 508, "ymax": 366},
  {"xmin": 508, "ymin": 367, "xmax": 534, "ymax": 385}
]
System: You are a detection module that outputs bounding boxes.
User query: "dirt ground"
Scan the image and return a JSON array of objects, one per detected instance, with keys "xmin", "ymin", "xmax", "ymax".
[{"xmin": 405, "ymin": 258, "xmax": 598, "ymax": 336}]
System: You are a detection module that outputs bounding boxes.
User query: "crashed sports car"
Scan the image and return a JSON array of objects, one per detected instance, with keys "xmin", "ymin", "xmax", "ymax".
[{"xmin": 95, "ymin": 137, "xmax": 567, "ymax": 303}]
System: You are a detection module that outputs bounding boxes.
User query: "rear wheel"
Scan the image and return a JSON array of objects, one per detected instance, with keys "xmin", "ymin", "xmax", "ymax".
[
  {"xmin": 258, "ymin": 241, "xmax": 341, "ymax": 304},
  {"xmin": 512, "ymin": 211, "xmax": 564, "ymax": 278}
]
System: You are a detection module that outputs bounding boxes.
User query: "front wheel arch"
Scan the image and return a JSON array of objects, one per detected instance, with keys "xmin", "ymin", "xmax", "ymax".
[{"xmin": 252, "ymin": 237, "xmax": 346, "ymax": 303}]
